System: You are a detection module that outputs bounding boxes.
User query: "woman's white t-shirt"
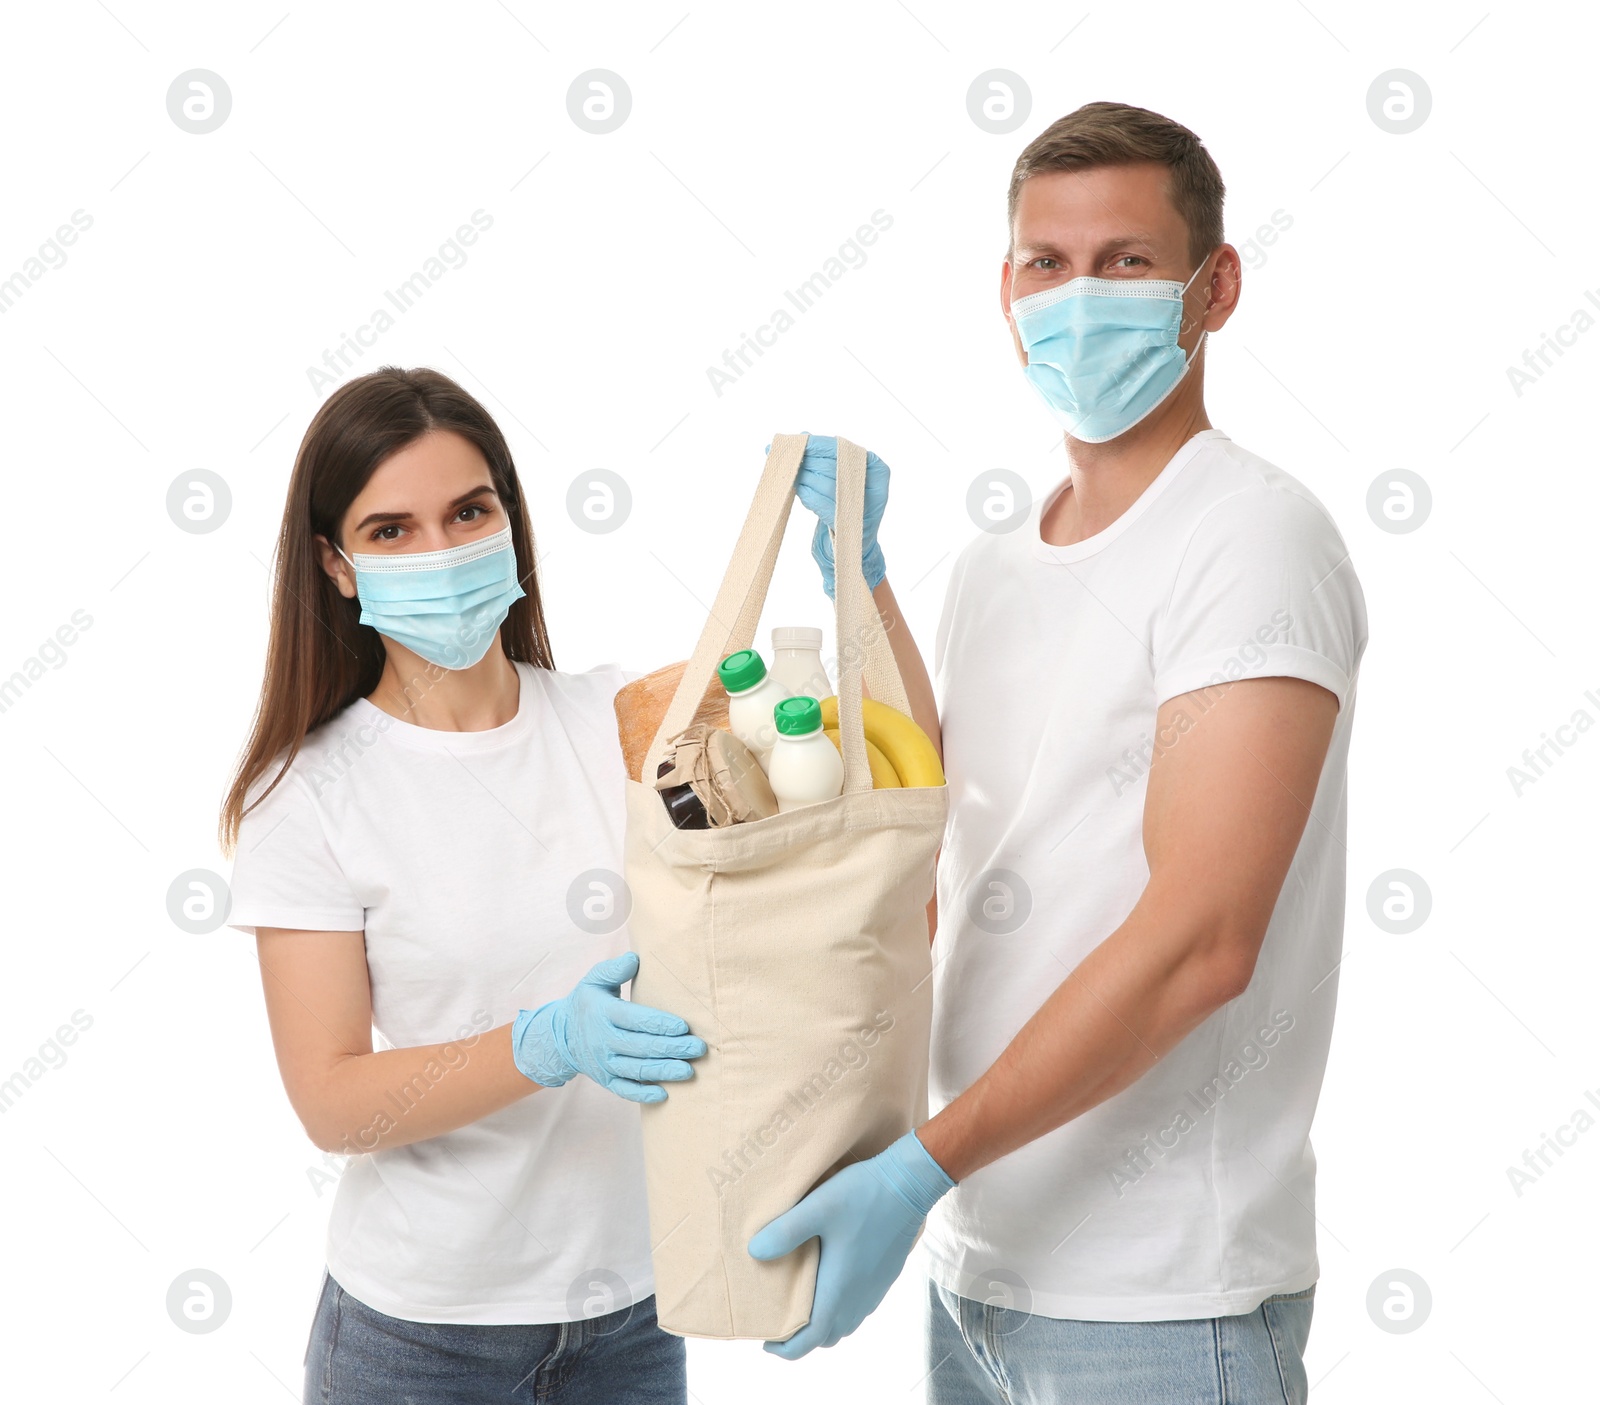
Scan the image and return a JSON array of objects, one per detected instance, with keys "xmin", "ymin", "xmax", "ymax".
[
  {"xmin": 927, "ymin": 429, "xmax": 1368, "ymax": 1320},
  {"xmin": 228, "ymin": 662, "xmax": 653, "ymax": 1325}
]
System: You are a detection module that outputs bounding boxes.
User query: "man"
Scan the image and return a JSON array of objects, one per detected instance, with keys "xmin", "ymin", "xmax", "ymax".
[{"xmin": 752, "ymin": 100, "xmax": 1367, "ymax": 1403}]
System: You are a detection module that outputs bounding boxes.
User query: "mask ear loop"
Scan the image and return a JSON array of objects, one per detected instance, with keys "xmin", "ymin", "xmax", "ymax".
[
  {"xmin": 1177, "ymin": 251, "xmax": 1218, "ymax": 367},
  {"xmin": 333, "ymin": 539, "xmax": 362, "ymax": 593}
]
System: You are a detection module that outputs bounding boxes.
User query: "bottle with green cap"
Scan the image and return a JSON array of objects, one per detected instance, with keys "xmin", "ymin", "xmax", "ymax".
[
  {"xmin": 718, "ymin": 648, "xmax": 788, "ymax": 768},
  {"xmin": 766, "ymin": 695, "xmax": 845, "ymax": 812}
]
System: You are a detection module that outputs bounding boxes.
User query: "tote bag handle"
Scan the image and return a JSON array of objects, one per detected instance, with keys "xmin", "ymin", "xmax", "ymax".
[{"xmin": 644, "ymin": 434, "xmax": 911, "ymax": 791}]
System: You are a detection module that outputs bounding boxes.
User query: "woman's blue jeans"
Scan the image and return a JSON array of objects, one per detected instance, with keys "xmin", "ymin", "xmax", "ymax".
[{"xmin": 303, "ymin": 1272, "xmax": 686, "ymax": 1404}]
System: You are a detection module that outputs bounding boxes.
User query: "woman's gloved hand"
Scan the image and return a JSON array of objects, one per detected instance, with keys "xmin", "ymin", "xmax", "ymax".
[
  {"xmin": 512, "ymin": 952, "xmax": 706, "ymax": 1104},
  {"xmin": 748, "ymin": 1128, "xmax": 955, "ymax": 1358},
  {"xmin": 785, "ymin": 435, "xmax": 891, "ymax": 599}
]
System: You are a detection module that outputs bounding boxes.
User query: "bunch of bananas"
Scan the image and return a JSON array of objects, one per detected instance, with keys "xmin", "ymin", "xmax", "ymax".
[{"xmin": 818, "ymin": 696, "xmax": 945, "ymax": 788}]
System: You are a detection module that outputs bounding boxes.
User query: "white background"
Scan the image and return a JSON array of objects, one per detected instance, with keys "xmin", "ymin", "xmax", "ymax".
[{"xmin": 2, "ymin": 1, "xmax": 1596, "ymax": 1400}]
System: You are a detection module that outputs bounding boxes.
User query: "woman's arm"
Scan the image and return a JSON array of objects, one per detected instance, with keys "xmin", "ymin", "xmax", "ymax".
[{"xmin": 256, "ymin": 928, "xmax": 535, "ymax": 1155}]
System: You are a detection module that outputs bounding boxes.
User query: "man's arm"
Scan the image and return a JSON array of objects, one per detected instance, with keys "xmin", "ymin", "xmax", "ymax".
[
  {"xmin": 750, "ymin": 673, "xmax": 1340, "ymax": 1359},
  {"xmin": 870, "ymin": 576, "xmax": 942, "ymax": 944},
  {"xmin": 871, "ymin": 577, "xmax": 941, "ymax": 757},
  {"xmin": 917, "ymin": 673, "xmax": 1338, "ymax": 1179}
]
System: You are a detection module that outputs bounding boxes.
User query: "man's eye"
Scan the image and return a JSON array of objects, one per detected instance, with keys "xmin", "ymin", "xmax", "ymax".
[{"xmin": 1034, "ymin": 258, "xmax": 1058, "ymax": 271}]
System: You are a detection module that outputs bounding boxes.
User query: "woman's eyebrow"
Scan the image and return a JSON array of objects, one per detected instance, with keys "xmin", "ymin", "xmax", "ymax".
[
  {"xmin": 353, "ymin": 508, "xmax": 412, "ymax": 531},
  {"xmin": 353, "ymin": 485, "xmax": 497, "ymax": 533}
]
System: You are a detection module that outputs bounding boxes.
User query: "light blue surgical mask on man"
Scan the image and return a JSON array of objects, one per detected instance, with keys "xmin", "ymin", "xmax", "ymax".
[
  {"xmin": 337, "ymin": 523, "xmax": 526, "ymax": 670},
  {"xmin": 1010, "ymin": 257, "xmax": 1213, "ymax": 443}
]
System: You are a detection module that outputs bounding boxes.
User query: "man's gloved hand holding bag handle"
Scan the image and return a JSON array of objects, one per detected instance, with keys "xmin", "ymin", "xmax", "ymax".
[
  {"xmin": 639, "ymin": 434, "xmax": 911, "ymax": 781},
  {"xmin": 624, "ymin": 434, "xmax": 946, "ymax": 1341}
]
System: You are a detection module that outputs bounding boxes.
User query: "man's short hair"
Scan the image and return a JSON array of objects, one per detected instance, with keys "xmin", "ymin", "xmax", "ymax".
[{"xmin": 1008, "ymin": 102, "xmax": 1226, "ymax": 267}]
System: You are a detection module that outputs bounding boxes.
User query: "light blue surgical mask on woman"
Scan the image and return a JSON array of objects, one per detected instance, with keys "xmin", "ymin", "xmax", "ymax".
[
  {"xmin": 337, "ymin": 524, "xmax": 526, "ymax": 670},
  {"xmin": 1010, "ymin": 257, "xmax": 1213, "ymax": 443}
]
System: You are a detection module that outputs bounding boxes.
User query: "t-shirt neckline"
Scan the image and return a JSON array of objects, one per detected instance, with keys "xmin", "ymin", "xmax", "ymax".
[
  {"xmin": 1032, "ymin": 428, "xmax": 1229, "ymax": 565},
  {"xmin": 351, "ymin": 661, "xmax": 537, "ymax": 752}
]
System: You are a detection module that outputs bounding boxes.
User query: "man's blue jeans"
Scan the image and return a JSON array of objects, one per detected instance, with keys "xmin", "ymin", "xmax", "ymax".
[
  {"xmin": 303, "ymin": 1272, "xmax": 685, "ymax": 1404},
  {"xmin": 927, "ymin": 1278, "xmax": 1315, "ymax": 1404}
]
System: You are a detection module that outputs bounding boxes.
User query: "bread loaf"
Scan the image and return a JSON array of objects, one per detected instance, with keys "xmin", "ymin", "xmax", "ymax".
[{"xmin": 614, "ymin": 660, "xmax": 731, "ymax": 782}]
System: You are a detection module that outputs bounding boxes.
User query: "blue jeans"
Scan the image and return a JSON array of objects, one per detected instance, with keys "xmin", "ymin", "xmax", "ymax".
[
  {"xmin": 303, "ymin": 1272, "xmax": 686, "ymax": 1404},
  {"xmin": 927, "ymin": 1279, "xmax": 1315, "ymax": 1405}
]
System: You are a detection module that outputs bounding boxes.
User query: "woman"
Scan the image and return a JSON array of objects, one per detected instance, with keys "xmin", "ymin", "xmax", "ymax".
[{"xmin": 220, "ymin": 366, "xmax": 707, "ymax": 1404}]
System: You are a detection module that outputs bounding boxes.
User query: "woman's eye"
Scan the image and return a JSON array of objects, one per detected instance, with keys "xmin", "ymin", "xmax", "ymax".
[
  {"xmin": 373, "ymin": 524, "xmax": 403, "ymax": 542},
  {"xmin": 458, "ymin": 504, "xmax": 488, "ymax": 522}
]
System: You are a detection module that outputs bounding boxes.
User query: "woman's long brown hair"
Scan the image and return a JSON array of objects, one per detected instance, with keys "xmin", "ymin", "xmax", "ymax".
[{"xmin": 219, "ymin": 366, "xmax": 554, "ymax": 854}]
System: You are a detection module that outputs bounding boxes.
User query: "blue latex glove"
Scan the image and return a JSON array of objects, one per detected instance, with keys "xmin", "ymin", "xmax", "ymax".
[
  {"xmin": 511, "ymin": 952, "xmax": 706, "ymax": 1105},
  {"xmin": 748, "ymin": 1128, "xmax": 955, "ymax": 1358},
  {"xmin": 780, "ymin": 435, "xmax": 891, "ymax": 599}
]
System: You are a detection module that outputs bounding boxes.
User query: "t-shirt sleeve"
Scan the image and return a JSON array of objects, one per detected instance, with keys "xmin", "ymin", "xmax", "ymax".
[
  {"xmin": 227, "ymin": 763, "xmax": 364, "ymax": 935},
  {"xmin": 1153, "ymin": 487, "xmax": 1367, "ymax": 709}
]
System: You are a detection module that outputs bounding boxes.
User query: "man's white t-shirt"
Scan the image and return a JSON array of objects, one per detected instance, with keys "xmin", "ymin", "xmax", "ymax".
[
  {"xmin": 926, "ymin": 428, "xmax": 1367, "ymax": 1321},
  {"xmin": 228, "ymin": 662, "xmax": 654, "ymax": 1325}
]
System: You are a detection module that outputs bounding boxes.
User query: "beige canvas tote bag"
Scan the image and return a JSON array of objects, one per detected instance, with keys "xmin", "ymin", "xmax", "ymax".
[{"xmin": 624, "ymin": 433, "xmax": 948, "ymax": 1341}]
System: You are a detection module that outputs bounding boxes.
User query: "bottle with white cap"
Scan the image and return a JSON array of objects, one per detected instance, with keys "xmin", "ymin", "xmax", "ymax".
[
  {"xmin": 766, "ymin": 696, "xmax": 844, "ymax": 812},
  {"xmin": 717, "ymin": 649, "xmax": 788, "ymax": 767},
  {"xmin": 770, "ymin": 626, "xmax": 833, "ymax": 701}
]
